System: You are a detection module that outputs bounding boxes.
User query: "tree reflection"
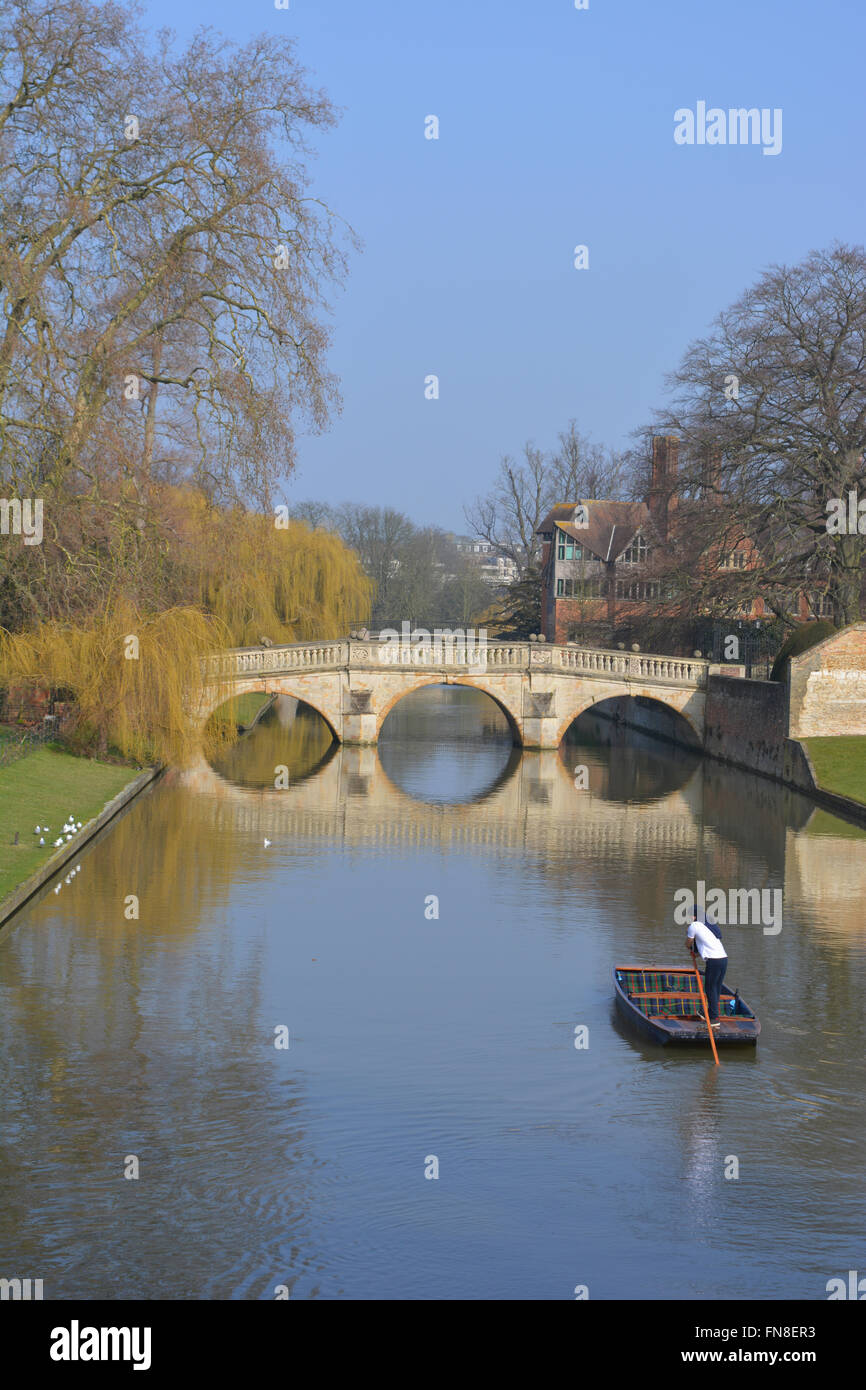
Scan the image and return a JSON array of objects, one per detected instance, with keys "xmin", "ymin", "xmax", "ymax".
[{"xmin": 210, "ymin": 702, "xmax": 336, "ymax": 789}]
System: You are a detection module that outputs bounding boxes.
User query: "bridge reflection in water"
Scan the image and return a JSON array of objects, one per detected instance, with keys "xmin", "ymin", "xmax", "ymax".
[
  {"xmin": 180, "ymin": 688, "xmax": 863, "ymax": 938},
  {"xmin": 4, "ymin": 683, "xmax": 866, "ymax": 1300},
  {"xmin": 187, "ymin": 694, "xmax": 707, "ymax": 862}
]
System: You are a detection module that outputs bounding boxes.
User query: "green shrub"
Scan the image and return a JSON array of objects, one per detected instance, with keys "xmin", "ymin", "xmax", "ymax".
[{"xmin": 770, "ymin": 620, "xmax": 837, "ymax": 682}]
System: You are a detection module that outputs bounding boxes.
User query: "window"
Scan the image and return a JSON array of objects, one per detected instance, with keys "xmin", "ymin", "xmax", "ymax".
[
  {"xmin": 556, "ymin": 531, "xmax": 582, "ymax": 561},
  {"xmin": 615, "ymin": 580, "xmax": 661, "ymax": 601},
  {"xmin": 720, "ymin": 550, "xmax": 747, "ymax": 570},
  {"xmin": 577, "ymin": 579, "xmax": 602, "ymax": 598},
  {"xmin": 621, "ymin": 535, "xmax": 648, "ymax": 565},
  {"xmin": 557, "ymin": 577, "xmax": 604, "ymax": 601}
]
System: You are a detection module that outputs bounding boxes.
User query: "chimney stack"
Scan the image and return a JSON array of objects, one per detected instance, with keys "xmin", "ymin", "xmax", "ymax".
[{"xmin": 648, "ymin": 436, "xmax": 679, "ymax": 539}]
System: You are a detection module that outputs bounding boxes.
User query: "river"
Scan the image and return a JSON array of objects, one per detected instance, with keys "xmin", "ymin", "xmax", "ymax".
[{"xmin": 1, "ymin": 686, "xmax": 864, "ymax": 1300}]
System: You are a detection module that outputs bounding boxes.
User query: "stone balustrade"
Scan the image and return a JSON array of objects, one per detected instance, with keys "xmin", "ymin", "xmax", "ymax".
[{"xmin": 205, "ymin": 639, "xmax": 709, "ymax": 689}]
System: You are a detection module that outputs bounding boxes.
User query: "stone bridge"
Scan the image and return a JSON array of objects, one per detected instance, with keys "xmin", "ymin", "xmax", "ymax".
[{"xmin": 199, "ymin": 638, "xmax": 709, "ymax": 748}]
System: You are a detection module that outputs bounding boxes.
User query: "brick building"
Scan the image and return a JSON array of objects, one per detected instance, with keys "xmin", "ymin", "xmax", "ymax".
[{"xmin": 537, "ymin": 436, "xmax": 769, "ymax": 645}]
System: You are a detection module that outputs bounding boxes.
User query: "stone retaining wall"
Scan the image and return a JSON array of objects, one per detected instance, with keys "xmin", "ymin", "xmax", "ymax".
[
  {"xmin": 704, "ymin": 675, "xmax": 791, "ymax": 779},
  {"xmin": 789, "ymin": 622, "xmax": 866, "ymax": 737}
]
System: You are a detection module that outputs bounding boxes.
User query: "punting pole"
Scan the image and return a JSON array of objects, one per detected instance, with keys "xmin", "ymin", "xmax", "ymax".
[{"xmin": 689, "ymin": 948, "xmax": 720, "ymax": 1066}]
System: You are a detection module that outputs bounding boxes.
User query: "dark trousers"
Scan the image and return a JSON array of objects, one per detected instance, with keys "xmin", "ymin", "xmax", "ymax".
[{"xmin": 704, "ymin": 956, "xmax": 728, "ymax": 1021}]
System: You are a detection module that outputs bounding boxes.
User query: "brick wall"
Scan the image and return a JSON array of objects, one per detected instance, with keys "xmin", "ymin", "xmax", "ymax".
[
  {"xmin": 1, "ymin": 680, "xmax": 51, "ymax": 725},
  {"xmin": 551, "ymin": 597, "xmax": 608, "ymax": 644}
]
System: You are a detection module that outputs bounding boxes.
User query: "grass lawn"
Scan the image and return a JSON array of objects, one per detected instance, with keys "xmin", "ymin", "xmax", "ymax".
[
  {"xmin": 0, "ymin": 746, "xmax": 142, "ymax": 905},
  {"xmin": 210, "ymin": 691, "xmax": 273, "ymax": 729},
  {"xmin": 804, "ymin": 808, "xmax": 866, "ymax": 839},
  {"xmin": 233, "ymin": 692, "xmax": 273, "ymax": 726},
  {"xmin": 803, "ymin": 737, "xmax": 866, "ymax": 806}
]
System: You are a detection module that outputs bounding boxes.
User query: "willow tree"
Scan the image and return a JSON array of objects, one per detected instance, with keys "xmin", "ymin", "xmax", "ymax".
[
  {"xmin": 0, "ymin": 602, "xmax": 235, "ymax": 765},
  {"xmin": 653, "ymin": 244, "xmax": 866, "ymax": 626},
  {"xmin": 189, "ymin": 507, "xmax": 373, "ymax": 645},
  {"xmin": 0, "ymin": 502, "xmax": 372, "ymax": 761}
]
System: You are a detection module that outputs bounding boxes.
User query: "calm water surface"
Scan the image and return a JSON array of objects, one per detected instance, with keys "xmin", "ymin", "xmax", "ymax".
[{"xmin": 1, "ymin": 687, "xmax": 865, "ymax": 1299}]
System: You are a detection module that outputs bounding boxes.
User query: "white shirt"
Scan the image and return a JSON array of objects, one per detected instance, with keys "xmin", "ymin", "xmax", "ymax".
[{"xmin": 688, "ymin": 920, "xmax": 727, "ymax": 960}]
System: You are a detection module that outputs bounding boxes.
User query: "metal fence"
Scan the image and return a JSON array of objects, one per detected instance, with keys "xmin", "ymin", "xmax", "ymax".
[
  {"xmin": 0, "ymin": 720, "xmax": 59, "ymax": 768},
  {"xmin": 708, "ymin": 623, "xmax": 776, "ymax": 681}
]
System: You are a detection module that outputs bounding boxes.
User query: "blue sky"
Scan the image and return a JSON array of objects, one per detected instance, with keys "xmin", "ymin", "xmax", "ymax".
[{"xmin": 140, "ymin": 0, "xmax": 866, "ymax": 529}]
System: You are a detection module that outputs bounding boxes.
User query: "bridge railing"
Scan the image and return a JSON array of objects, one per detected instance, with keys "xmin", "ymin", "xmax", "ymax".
[
  {"xmin": 205, "ymin": 641, "xmax": 348, "ymax": 679},
  {"xmin": 204, "ymin": 639, "xmax": 709, "ymax": 687},
  {"xmin": 552, "ymin": 646, "xmax": 708, "ymax": 686}
]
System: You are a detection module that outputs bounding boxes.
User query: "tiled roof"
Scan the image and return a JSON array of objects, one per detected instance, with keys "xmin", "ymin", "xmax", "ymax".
[{"xmin": 537, "ymin": 500, "xmax": 654, "ymax": 562}]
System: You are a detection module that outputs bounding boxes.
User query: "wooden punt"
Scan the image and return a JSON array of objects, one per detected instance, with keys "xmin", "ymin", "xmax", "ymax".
[{"xmin": 614, "ymin": 965, "xmax": 760, "ymax": 1046}]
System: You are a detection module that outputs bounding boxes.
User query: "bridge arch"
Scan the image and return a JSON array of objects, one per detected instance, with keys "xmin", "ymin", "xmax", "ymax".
[
  {"xmin": 199, "ymin": 677, "xmax": 340, "ymax": 744},
  {"xmin": 198, "ymin": 639, "xmax": 709, "ymax": 750},
  {"xmin": 554, "ymin": 689, "xmax": 702, "ymax": 748},
  {"xmin": 375, "ymin": 677, "xmax": 523, "ymax": 746}
]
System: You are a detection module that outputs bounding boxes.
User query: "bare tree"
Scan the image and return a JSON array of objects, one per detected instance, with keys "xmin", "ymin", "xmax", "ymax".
[
  {"xmin": 465, "ymin": 426, "xmax": 631, "ymax": 577},
  {"xmin": 0, "ymin": 0, "xmax": 354, "ymax": 517},
  {"xmin": 464, "ymin": 443, "xmax": 549, "ymax": 576},
  {"xmin": 328, "ymin": 505, "xmax": 416, "ymax": 617},
  {"xmin": 654, "ymin": 243, "xmax": 866, "ymax": 625},
  {"xmin": 549, "ymin": 421, "xmax": 631, "ymax": 502}
]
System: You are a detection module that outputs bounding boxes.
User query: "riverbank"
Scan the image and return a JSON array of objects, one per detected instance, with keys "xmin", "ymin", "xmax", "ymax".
[
  {"xmin": 209, "ymin": 691, "xmax": 274, "ymax": 734},
  {"xmin": 802, "ymin": 737, "xmax": 866, "ymax": 806},
  {"xmin": 0, "ymin": 746, "xmax": 157, "ymax": 923},
  {"xmin": 235, "ymin": 692, "xmax": 275, "ymax": 731},
  {"xmin": 594, "ymin": 693, "xmax": 866, "ymax": 829}
]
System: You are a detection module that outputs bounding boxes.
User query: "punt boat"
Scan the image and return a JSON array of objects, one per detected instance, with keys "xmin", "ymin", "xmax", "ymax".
[{"xmin": 614, "ymin": 965, "xmax": 760, "ymax": 1045}]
